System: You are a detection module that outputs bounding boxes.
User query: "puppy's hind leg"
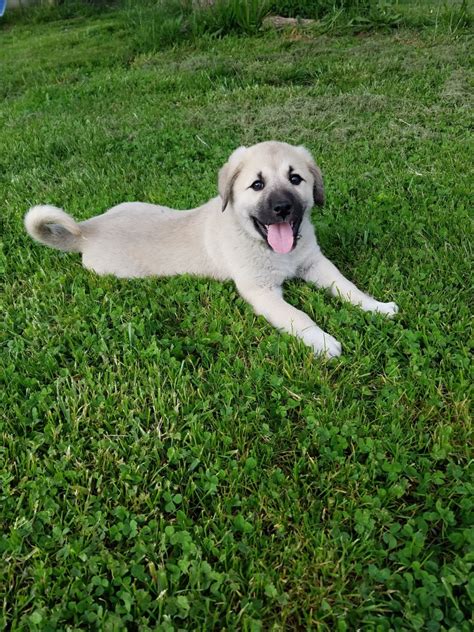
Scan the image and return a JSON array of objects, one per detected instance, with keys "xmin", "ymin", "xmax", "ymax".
[{"xmin": 237, "ymin": 284, "xmax": 342, "ymax": 359}]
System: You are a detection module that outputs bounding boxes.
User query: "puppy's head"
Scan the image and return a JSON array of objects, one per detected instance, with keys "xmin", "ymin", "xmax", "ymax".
[{"xmin": 218, "ymin": 141, "xmax": 324, "ymax": 254}]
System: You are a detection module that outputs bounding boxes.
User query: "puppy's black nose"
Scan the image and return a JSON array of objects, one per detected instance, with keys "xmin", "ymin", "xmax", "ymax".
[{"xmin": 273, "ymin": 201, "xmax": 292, "ymax": 218}]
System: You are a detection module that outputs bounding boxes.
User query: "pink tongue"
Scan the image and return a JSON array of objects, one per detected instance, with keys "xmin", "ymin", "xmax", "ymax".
[{"xmin": 267, "ymin": 222, "xmax": 294, "ymax": 254}]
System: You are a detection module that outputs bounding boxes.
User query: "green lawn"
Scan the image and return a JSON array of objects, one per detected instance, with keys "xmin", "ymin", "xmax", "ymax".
[{"xmin": 1, "ymin": 4, "xmax": 472, "ymax": 630}]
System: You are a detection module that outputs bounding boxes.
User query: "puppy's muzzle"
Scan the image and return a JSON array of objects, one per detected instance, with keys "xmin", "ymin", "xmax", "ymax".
[{"xmin": 252, "ymin": 190, "xmax": 304, "ymax": 254}]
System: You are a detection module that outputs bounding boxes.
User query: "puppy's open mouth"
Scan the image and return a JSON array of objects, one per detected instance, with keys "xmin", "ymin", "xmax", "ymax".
[{"xmin": 252, "ymin": 218, "xmax": 301, "ymax": 254}]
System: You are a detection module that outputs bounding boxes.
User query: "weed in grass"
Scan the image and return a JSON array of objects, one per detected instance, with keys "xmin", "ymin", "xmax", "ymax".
[{"xmin": 121, "ymin": 0, "xmax": 405, "ymax": 52}]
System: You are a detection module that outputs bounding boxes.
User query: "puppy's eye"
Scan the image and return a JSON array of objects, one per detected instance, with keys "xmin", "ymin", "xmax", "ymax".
[
  {"xmin": 289, "ymin": 174, "xmax": 303, "ymax": 186},
  {"xmin": 250, "ymin": 180, "xmax": 265, "ymax": 191}
]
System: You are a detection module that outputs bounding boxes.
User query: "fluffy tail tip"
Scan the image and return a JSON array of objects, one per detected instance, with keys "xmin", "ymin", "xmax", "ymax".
[{"xmin": 24, "ymin": 205, "xmax": 82, "ymax": 252}]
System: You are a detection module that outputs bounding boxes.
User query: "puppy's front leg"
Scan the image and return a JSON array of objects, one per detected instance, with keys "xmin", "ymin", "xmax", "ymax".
[
  {"xmin": 237, "ymin": 284, "xmax": 342, "ymax": 359},
  {"xmin": 303, "ymin": 253, "xmax": 398, "ymax": 316}
]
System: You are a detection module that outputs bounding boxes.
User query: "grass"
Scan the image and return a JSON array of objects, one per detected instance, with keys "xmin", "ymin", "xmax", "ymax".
[{"xmin": 1, "ymin": 1, "xmax": 473, "ymax": 629}]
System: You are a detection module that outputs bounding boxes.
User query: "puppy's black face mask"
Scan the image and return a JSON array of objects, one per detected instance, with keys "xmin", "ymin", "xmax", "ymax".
[{"xmin": 252, "ymin": 188, "xmax": 305, "ymax": 254}]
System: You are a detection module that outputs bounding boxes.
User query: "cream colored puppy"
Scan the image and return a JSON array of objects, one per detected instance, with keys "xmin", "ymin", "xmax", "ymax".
[{"xmin": 25, "ymin": 141, "xmax": 398, "ymax": 358}]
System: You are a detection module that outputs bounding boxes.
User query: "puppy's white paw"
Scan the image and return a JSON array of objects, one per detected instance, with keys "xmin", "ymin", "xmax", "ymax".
[
  {"xmin": 373, "ymin": 301, "xmax": 399, "ymax": 318},
  {"xmin": 320, "ymin": 334, "xmax": 343, "ymax": 359},
  {"xmin": 300, "ymin": 327, "xmax": 342, "ymax": 359}
]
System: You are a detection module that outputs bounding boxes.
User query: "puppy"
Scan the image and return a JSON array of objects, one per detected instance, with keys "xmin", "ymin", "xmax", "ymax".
[{"xmin": 25, "ymin": 141, "xmax": 398, "ymax": 358}]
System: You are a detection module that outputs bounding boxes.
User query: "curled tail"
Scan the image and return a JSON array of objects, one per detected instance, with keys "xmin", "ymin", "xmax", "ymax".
[{"xmin": 24, "ymin": 205, "xmax": 83, "ymax": 252}]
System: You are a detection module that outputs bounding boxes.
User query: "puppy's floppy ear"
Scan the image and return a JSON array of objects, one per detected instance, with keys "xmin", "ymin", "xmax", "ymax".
[
  {"xmin": 309, "ymin": 163, "xmax": 325, "ymax": 207},
  {"xmin": 297, "ymin": 145, "xmax": 325, "ymax": 207},
  {"xmin": 218, "ymin": 146, "xmax": 247, "ymax": 212}
]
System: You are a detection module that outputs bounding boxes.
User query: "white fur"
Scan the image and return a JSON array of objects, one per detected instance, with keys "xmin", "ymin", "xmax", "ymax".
[{"xmin": 24, "ymin": 141, "xmax": 398, "ymax": 358}]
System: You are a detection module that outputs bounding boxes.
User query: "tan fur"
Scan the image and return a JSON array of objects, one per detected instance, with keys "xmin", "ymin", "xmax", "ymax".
[{"xmin": 24, "ymin": 141, "xmax": 398, "ymax": 357}]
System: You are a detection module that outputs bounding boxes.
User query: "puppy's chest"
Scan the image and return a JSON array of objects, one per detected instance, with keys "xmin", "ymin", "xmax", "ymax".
[{"xmin": 252, "ymin": 248, "xmax": 301, "ymax": 286}]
